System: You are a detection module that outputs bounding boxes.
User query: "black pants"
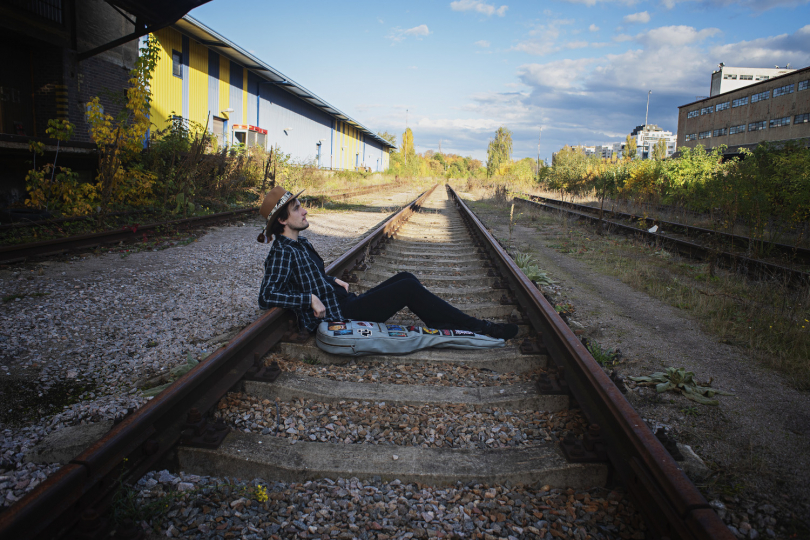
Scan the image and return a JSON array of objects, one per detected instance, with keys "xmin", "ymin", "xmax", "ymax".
[{"xmin": 338, "ymin": 272, "xmax": 483, "ymax": 331}]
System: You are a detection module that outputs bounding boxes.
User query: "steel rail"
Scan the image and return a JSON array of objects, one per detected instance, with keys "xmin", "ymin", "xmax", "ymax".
[
  {"xmin": 0, "ymin": 185, "xmax": 438, "ymax": 540},
  {"xmin": 0, "ymin": 207, "xmax": 260, "ymax": 264},
  {"xmin": 448, "ymin": 185, "xmax": 733, "ymax": 540},
  {"xmin": 523, "ymin": 193, "xmax": 810, "ymax": 265},
  {"xmin": 516, "ymin": 196, "xmax": 809, "ymax": 286},
  {"xmin": 0, "ymin": 182, "xmax": 406, "ymax": 264}
]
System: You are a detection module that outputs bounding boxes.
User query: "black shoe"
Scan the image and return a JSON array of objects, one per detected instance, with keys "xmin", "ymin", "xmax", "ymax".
[{"xmin": 482, "ymin": 321, "xmax": 519, "ymax": 340}]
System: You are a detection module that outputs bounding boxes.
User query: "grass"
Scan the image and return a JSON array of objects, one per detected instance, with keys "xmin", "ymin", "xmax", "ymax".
[{"xmin": 472, "ymin": 194, "xmax": 810, "ymax": 390}]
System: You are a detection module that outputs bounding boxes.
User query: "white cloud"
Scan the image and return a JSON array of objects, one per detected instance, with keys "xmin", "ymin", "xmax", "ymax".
[
  {"xmin": 388, "ymin": 24, "xmax": 431, "ymax": 42},
  {"xmin": 589, "ymin": 24, "xmax": 600, "ymax": 32},
  {"xmin": 450, "ymin": 0, "xmax": 508, "ymax": 16},
  {"xmin": 637, "ymin": 25, "xmax": 720, "ymax": 48},
  {"xmin": 475, "ymin": 40, "xmax": 491, "ymax": 47},
  {"xmin": 709, "ymin": 24, "xmax": 810, "ymax": 64},
  {"xmin": 513, "ymin": 19, "xmax": 575, "ymax": 56},
  {"xmin": 623, "ymin": 11, "xmax": 651, "ymax": 23},
  {"xmin": 518, "ymin": 58, "xmax": 594, "ymax": 90},
  {"xmin": 613, "ymin": 33, "xmax": 633, "ymax": 42}
]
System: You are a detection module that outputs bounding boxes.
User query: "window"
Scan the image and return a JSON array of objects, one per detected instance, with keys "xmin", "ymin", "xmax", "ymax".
[
  {"xmin": 773, "ymin": 84, "xmax": 794, "ymax": 97},
  {"xmin": 687, "ymin": 110, "xmax": 700, "ymax": 119},
  {"xmin": 755, "ymin": 75, "xmax": 770, "ymax": 81},
  {"xmin": 794, "ymin": 113, "xmax": 809, "ymax": 124},
  {"xmin": 699, "ymin": 131, "xmax": 712, "ymax": 139},
  {"xmin": 172, "ymin": 50, "xmax": 182, "ymax": 78},
  {"xmin": 716, "ymin": 101, "xmax": 730, "ymax": 111},
  {"xmin": 701, "ymin": 106, "xmax": 714, "ymax": 115},
  {"xmin": 770, "ymin": 116, "xmax": 791, "ymax": 128},
  {"xmin": 732, "ymin": 96, "xmax": 749, "ymax": 107},
  {"xmin": 740, "ymin": 74, "xmax": 753, "ymax": 80},
  {"xmin": 748, "ymin": 120, "xmax": 767, "ymax": 132},
  {"xmin": 729, "ymin": 124, "xmax": 746, "ymax": 135},
  {"xmin": 713, "ymin": 128, "xmax": 728, "ymax": 137},
  {"xmin": 751, "ymin": 90, "xmax": 770, "ymax": 103},
  {"xmin": 723, "ymin": 73, "xmax": 737, "ymax": 80},
  {"xmin": 684, "ymin": 133, "xmax": 697, "ymax": 141},
  {"xmin": 799, "ymin": 80, "xmax": 809, "ymax": 91}
]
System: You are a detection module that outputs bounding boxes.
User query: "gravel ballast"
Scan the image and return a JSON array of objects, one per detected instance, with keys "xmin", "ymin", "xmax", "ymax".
[{"xmin": 0, "ymin": 191, "xmax": 420, "ymax": 508}]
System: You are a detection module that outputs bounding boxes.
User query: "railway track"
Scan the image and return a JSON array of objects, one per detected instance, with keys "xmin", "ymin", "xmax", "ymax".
[
  {"xmin": 0, "ymin": 181, "xmax": 410, "ymax": 265},
  {"xmin": 518, "ymin": 194, "xmax": 810, "ymax": 286},
  {"xmin": 0, "ymin": 186, "xmax": 732, "ymax": 539}
]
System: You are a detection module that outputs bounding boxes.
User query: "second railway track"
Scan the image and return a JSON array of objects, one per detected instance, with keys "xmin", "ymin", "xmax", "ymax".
[{"xmin": 0, "ymin": 186, "xmax": 732, "ymax": 539}]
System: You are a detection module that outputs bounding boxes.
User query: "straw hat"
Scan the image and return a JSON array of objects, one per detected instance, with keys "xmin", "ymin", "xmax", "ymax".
[{"xmin": 257, "ymin": 186, "xmax": 305, "ymax": 242}]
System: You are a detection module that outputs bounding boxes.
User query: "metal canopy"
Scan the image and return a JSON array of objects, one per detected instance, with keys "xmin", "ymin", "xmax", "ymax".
[
  {"xmin": 77, "ymin": 0, "xmax": 213, "ymax": 61},
  {"xmin": 173, "ymin": 15, "xmax": 395, "ymax": 150}
]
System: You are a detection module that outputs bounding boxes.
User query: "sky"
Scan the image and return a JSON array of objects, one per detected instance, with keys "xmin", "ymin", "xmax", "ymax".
[{"xmin": 189, "ymin": 0, "xmax": 810, "ymax": 163}]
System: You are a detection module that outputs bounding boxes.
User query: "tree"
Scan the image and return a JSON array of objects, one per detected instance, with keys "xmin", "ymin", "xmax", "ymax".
[
  {"xmin": 652, "ymin": 138, "xmax": 667, "ymax": 160},
  {"xmin": 378, "ymin": 131, "xmax": 397, "ymax": 147},
  {"xmin": 487, "ymin": 126, "xmax": 512, "ymax": 177},
  {"xmin": 401, "ymin": 127, "xmax": 415, "ymax": 164},
  {"xmin": 624, "ymin": 134, "xmax": 637, "ymax": 161}
]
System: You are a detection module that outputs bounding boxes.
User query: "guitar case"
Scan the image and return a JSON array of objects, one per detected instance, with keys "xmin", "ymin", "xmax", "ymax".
[{"xmin": 315, "ymin": 320, "xmax": 504, "ymax": 357}]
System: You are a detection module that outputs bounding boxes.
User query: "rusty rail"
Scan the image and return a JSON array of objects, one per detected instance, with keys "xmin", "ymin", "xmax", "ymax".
[
  {"xmin": 448, "ymin": 186, "xmax": 732, "ymax": 540},
  {"xmin": 0, "ymin": 207, "xmax": 259, "ymax": 264},
  {"xmin": 522, "ymin": 192, "xmax": 810, "ymax": 265},
  {"xmin": 516, "ymin": 196, "xmax": 809, "ymax": 287},
  {"xmin": 0, "ymin": 185, "xmax": 437, "ymax": 540}
]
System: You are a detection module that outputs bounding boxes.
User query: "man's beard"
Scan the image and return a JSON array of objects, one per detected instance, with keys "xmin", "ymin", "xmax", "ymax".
[{"xmin": 289, "ymin": 221, "xmax": 309, "ymax": 232}]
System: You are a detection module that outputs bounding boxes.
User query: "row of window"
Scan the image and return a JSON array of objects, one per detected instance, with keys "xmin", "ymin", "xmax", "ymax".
[
  {"xmin": 732, "ymin": 96, "xmax": 748, "ymax": 108},
  {"xmin": 722, "ymin": 73, "xmax": 771, "ymax": 81},
  {"xmin": 689, "ymin": 80, "xmax": 808, "ymax": 118},
  {"xmin": 773, "ymin": 84, "xmax": 794, "ymax": 97},
  {"xmin": 751, "ymin": 90, "xmax": 770, "ymax": 103},
  {"xmin": 685, "ymin": 113, "xmax": 809, "ymax": 140}
]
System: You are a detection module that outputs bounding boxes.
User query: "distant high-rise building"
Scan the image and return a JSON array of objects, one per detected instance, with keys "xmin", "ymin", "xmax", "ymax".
[
  {"xmin": 710, "ymin": 64, "xmax": 796, "ymax": 97},
  {"xmin": 629, "ymin": 125, "xmax": 677, "ymax": 159}
]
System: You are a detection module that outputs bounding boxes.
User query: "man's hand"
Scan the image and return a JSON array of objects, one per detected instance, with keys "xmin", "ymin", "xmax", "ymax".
[
  {"xmin": 334, "ymin": 278, "xmax": 349, "ymax": 292},
  {"xmin": 311, "ymin": 294, "xmax": 326, "ymax": 318}
]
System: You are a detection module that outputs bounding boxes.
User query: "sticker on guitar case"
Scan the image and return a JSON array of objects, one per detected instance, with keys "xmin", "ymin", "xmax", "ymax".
[
  {"xmin": 355, "ymin": 321, "xmax": 374, "ymax": 328},
  {"xmin": 388, "ymin": 331, "xmax": 407, "ymax": 337},
  {"xmin": 357, "ymin": 328, "xmax": 373, "ymax": 337},
  {"xmin": 422, "ymin": 328, "xmax": 439, "ymax": 335},
  {"xmin": 452, "ymin": 329, "xmax": 475, "ymax": 336},
  {"xmin": 386, "ymin": 325, "xmax": 405, "ymax": 332},
  {"xmin": 440, "ymin": 329, "xmax": 453, "ymax": 336},
  {"xmin": 333, "ymin": 329, "xmax": 352, "ymax": 336},
  {"xmin": 328, "ymin": 323, "xmax": 347, "ymax": 331}
]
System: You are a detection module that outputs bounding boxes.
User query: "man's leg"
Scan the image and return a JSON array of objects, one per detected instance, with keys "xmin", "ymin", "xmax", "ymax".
[{"xmin": 340, "ymin": 272, "xmax": 517, "ymax": 338}]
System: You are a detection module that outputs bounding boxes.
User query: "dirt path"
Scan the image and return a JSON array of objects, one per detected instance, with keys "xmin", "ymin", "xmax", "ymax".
[{"xmin": 464, "ymin": 192, "xmax": 810, "ymax": 539}]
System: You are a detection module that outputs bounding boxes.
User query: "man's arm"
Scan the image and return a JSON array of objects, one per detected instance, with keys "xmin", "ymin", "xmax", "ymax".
[{"xmin": 258, "ymin": 248, "xmax": 310, "ymax": 311}]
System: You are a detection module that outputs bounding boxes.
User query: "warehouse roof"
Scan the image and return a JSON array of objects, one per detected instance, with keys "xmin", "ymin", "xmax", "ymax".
[{"xmin": 174, "ymin": 15, "xmax": 395, "ymax": 150}]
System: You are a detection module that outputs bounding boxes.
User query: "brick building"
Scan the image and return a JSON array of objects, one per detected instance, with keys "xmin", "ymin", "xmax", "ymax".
[{"xmin": 677, "ymin": 66, "xmax": 810, "ymax": 155}]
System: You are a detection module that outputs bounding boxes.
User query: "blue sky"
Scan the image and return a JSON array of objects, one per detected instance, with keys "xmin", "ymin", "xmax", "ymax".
[{"xmin": 190, "ymin": 0, "xmax": 810, "ymax": 163}]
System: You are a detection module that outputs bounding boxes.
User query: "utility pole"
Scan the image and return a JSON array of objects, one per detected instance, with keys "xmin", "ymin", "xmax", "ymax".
[
  {"xmin": 536, "ymin": 129, "xmax": 542, "ymax": 181},
  {"xmin": 645, "ymin": 90, "xmax": 652, "ymax": 126}
]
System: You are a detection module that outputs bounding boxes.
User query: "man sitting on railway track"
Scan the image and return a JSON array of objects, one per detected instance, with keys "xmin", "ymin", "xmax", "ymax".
[{"xmin": 256, "ymin": 187, "xmax": 518, "ymax": 340}]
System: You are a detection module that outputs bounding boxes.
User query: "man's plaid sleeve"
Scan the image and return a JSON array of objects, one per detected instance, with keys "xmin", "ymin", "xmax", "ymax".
[{"xmin": 258, "ymin": 248, "xmax": 309, "ymax": 310}]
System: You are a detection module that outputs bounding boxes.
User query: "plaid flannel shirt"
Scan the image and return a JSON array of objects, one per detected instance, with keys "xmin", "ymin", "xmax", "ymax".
[{"xmin": 258, "ymin": 235, "xmax": 344, "ymax": 331}]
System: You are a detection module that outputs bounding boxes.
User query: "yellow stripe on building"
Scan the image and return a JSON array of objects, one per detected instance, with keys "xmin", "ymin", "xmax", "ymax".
[
  {"xmin": 189, "ymin": 39, "xmax": 209, "ymax": 130},
  {"xmin": 150, "ymin": 28, "xmax": 183, "ymax": 132}
]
